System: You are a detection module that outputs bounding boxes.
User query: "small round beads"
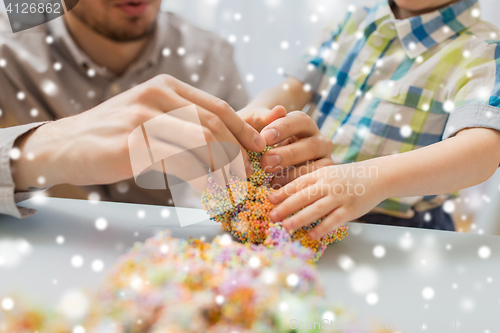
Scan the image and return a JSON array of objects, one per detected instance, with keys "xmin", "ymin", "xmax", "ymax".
[{"xmin": 202, "ymin": 147, "xmax": 348, "ymax": 261}]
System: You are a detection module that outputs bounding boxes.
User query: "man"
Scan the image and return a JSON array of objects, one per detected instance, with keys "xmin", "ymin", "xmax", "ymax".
[
  {"xmin": 0, "ymin": 0, "xmax": 250, "ymax": 214},
  {"xmin": 0, "ymin": 0, "xmax": 333, "ymax": 219}
]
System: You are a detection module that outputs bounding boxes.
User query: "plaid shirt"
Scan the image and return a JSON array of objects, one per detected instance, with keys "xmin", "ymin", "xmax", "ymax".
[{"xmin": 286, "ymin": 0, "xmax": 500, "ymax": 218}]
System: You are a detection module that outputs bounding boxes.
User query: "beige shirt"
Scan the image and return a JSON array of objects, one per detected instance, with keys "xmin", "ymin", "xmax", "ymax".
[{"xmin": 0, "ymin": 12, "xmax": 249, "ymax": 218}]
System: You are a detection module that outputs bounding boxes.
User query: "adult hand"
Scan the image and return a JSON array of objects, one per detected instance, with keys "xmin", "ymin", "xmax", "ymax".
[
  {"xmin": 259, "ymin": 111, "xmax": 334, "ymax": 188},
  {"xmin": 12, "ymin": 75, "xmax": 266, "ymax": 191}
]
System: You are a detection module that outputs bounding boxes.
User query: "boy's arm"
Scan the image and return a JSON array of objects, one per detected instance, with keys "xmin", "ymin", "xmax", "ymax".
[
  {"xmin": 238, "ymin": 77, "xmax": 312, "ymax": 132},
  {"xmin": 380, "ymin": 127, "xmax": 500, "ymax": 198},
  {"xmin": 269, "ymin": 127, "xmax": 500, "ymax": 239}
]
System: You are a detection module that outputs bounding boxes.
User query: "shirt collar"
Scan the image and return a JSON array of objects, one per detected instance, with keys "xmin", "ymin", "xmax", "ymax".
[
  {"xmin": 46, "ymin": 14, "xmax": 167, "ymax": 77},
  {"xmin": 360, "ymin": 0, "xmax": 481, "ymax": 59},
  {"xmin": 395, "ymin": 0, "xmax": 481, "ymax": 59}
]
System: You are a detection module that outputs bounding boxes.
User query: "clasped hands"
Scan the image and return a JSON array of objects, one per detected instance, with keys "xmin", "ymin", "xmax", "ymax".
[{"xmin": 12, "ymin": 76, "xmax": 379, "ymax": 238}]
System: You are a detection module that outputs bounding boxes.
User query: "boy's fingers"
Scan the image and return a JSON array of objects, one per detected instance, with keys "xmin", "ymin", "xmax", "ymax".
[
  {"xmin": 271, "ymin": 158, "xmax": 334, "ymax": 188},
  {"xmin": 268, "ymin": 174, "xmax": 315, "ymax": 204},
  {"xmin": 269, "ymin": 185, "xmax": 324, "ymax": 223},
  {"xmin": 261, "ymin": 137, "xmax": 333, "ymax": 173},
  {"xmin": 282, "ymin": 196, "xmax": 338, "ymax": 233},
  {"xmin": 309, "ymin": 207, "xmax": 349, "ymax": 240},
  {"xmin": 261, "ymin": 111, "xmax": 317, "ymax": 145}
]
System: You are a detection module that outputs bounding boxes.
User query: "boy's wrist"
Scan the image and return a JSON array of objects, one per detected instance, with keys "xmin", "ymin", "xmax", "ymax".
[{"xmin": 359, "ymin": 157, "xmax": 397, "ymax": 203}]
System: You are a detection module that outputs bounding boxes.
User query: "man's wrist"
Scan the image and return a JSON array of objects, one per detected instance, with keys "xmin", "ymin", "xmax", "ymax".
[{"xmin": 11, "ymin": 122, "xmax": 65, "ymax": 192}]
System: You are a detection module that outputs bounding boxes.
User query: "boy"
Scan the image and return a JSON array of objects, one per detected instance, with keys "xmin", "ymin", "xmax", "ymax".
[{"xmin": 239, "ymin": 0, "xmax": 500, "ymax": 236}]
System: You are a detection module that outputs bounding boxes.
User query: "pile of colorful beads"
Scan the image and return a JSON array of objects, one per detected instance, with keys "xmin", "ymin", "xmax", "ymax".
[
  {"xmin": 202, "ymin": 147, "xmax": 348, "ymax": 261},
  {"xmin": 1, "ymin": 232, "xmax": 362, "ymax": 333}
]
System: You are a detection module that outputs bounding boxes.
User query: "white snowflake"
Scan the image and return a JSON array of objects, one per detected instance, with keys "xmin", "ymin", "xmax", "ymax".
[
  {"xmin": 443, "ymin": 100, "xmax": 455, "ymax": 112},
  {"xmin": 349, "ymin": 265, "xmax": 378, "ymax": 294},
  {"xmin": 286, "ymin": 273, "xmax": 299, "ymax": 287},
  {"xmin": 478, "ymin": 246, "xmax": 491, "ymax": 259},
  {"xmin": 42, "ymin": 80, "xmax": 58, "ymax": 96},
  {"xmin": 71, "ymin": 255, "xmax": 84, "ymax": 268},
  {"xmin": 95, "ymin": 217, "xmax": 108, "ymax": 230},
  {"xmin": 177, "ymin": 47, "xmax": 186, "ymax": 56},
  {"xmin": 137, "ymin": 210, "xmax": 146, "ymax": 219},
  {"xmin": 91, "ymin": 259, "xmax": 104, "ymax": 272},
  {"xmin": 366, "ymin": 292, "xmax": 379, "ymax": 305},
  {"xmin": 422, "ymin": 287, "xmax": 435, "ymax": 300},
  {"xmin": 249, "ymin": 256, "xmax": 261, "ymax": 268},
  {"xmin": 9, "ymin": 147, "xmax": 21, "ymax": 160},
  {"xmin": 160, "ymin": 208, "xmax": 171, "ymax": 218},
  {"xmin": 1, "ymin": 298, "xmax": 14, "ymax": 311},
  {"xmin": 400, "ymin": 125, "xmax": 412, "ymax": 138},
  {"xmin": 88, "ymin": 192, "xmax": 100, "ymax": 204},
  {"xmin": 373, "ymin": 245, "xmax": 386, "ymax": 258}
]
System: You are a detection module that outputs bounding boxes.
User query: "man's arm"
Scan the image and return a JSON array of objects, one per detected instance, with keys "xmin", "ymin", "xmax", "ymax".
[
  {"xmin": 269, "ymin": 127, "xmax": 500, "ymax": 239},
  {"xmin": 5, "ymin": 75, "xmax": 266, "ymax": 217}
]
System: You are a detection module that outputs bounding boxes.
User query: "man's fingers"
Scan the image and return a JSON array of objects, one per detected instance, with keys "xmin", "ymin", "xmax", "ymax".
[
  {"xmin": 148, "ymin": 139, "xmax": 208, "ymax": 191},
  {"xmin": 143, "ymin": 112, "xmax": 213, "ymax": 167},
  {"xmin": 271, "ymin": 158, "xmax": 334, "ymax": 188},
  {"xmin": 269, "ymin": 184, "xmax": 325, "ymax": 223},
  {"xmin": 261, "ymin": 136, "xmax": 333, "ymax": 173},
  {"xmin": 260, "ymin": 111, "xmax": 318, "ymax": 146},
  {"xmin": 196, "ymin": 108, "xmax": 254, "ymax": 178},
  {"xmin": 166, "ymin": 76, "xmax": 267, "ymax": 153}
]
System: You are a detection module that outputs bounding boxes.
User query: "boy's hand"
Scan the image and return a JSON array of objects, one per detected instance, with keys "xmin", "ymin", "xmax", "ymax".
[
  {"xmin": 260, "ymin": 111, "xmax": 334, "ymax": 188},
  {"xmin": 268, "ymin": 163, "xmax": 387, "ymax": 240}
]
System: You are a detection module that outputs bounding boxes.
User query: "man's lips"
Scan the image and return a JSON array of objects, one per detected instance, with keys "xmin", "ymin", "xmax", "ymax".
[{"xmin": 115, "ymin": 1, "xmax": 149, "ymax": 16}]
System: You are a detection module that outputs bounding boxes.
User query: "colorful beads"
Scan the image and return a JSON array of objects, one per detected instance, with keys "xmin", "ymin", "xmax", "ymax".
[
  {"xmin": 201, "ymin": 147, "xmax": 348, "ymax": 261},
  {"xmin": 2, "ymin": 232, "xmax": 354, "ymax": 333}
]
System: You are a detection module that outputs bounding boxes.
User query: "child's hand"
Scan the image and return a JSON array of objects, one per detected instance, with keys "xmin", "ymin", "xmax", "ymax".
[
  {"xmin": 268, "ymin": 163, "xmax": 387, "ymax": 240},
  {"xmin": 261, "ymin": 111, "xmax": 334, "ymax": 188}
]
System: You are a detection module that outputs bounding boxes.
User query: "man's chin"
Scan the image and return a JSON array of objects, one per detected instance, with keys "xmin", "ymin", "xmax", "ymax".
[{"xmin": 99, "ymin": 20, "xmax": 156, "ymax": 42}]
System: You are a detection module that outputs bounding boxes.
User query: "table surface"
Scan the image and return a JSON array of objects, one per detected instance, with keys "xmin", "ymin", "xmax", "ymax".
[{"xmin": 1, "ymin": 197, "xmax": 499, "ymax": 333}]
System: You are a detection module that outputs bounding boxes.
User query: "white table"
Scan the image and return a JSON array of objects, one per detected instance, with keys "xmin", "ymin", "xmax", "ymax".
[{"xmin": 1, "ymin": 197, "xmax": 499, "ymax": 333}]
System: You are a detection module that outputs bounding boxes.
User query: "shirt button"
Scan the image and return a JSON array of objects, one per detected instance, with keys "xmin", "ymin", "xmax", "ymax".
[
  {"xmin": 372, "ymin": 36, "xmax": 384, "ymax": 47},
  {"xmin": 110, "ymin": 83, "xmax": 121, "ymax": 95}
]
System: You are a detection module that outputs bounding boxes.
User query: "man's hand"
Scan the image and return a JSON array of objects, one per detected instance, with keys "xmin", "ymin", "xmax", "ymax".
[
  {"xmin": 11, "ymin": 75, "xmax": 266, "ymax": 191},
  {"xmin": 259, "ymin": 111, "xmax": 334, "ymax": 188}
]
